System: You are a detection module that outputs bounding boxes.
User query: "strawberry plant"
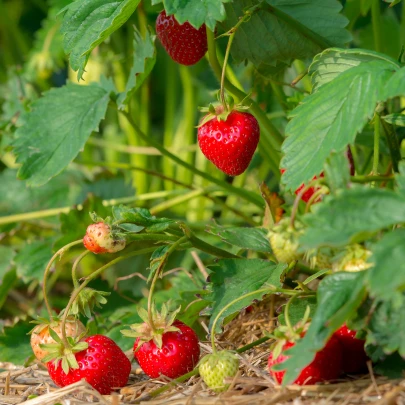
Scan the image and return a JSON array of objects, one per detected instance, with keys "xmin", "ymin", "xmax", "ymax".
[{"xmin": 1, "ymin": 0, "xmax": 405, "ymax": 401}]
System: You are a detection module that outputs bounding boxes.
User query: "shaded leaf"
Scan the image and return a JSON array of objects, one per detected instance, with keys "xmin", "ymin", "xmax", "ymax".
[
  {"xmin": 0, "ymin": 270, "xmax": 18, "ymax": 311},
  {"xmin": 117, "ymin": 27, "xmax": 156, "ymax": 108},
  {"xmin": 368, "ymin": 229, "xmax": 405, "ymax": 302},
  {"xmin": 205, "ymin": 259, "xmax": 287, "ymax": 332},
  {"xmin": 0, "ymin": 246, "xmax": 15, "ymax": 277},
  {"xmin": 154, "ymin": 0, "xmax": 230, "ymax": 30},
  {"xmin": 278, "ymin": 296, "xmax": 317, "ymax": 326},
  {"xmin": 223, "ymin": 0, "xmax": 351, "ymax": 69},
  {"xmin": 112, "ymin": 205, "xmax": 174, "ymax": 232},
  {"xmin": 13, "ymin": 83, "xmax": 110, "ymax": 187},
  {"xmin": 281, "ymin": 61, "xmax": 394, "ymax": 192},
  {"xmin": 61, "ymin": 0, "xmax": 141, "ymax": 79},
  {"xmin": 206, "ymin": 223, "xmax": 271, "ymax": 253},
  {"xmin": 382, "ymin": 113, "xmax": 405, "ymax": 127},
  {"xmin": 0, "ymin": 322, "xmax": 33, "ymax": 365},
  {"xmin": 324, "ymin": 150, "xmax": 351, "ymax": 194},
  {"xmin": 366, "ymin": 297, "xmax": 405, "ymax": 358},
  {"xmin": 14, "ymin": 240, "xmax": 53, "ymax": 282},
  {"xmin": 309, "ymin": 48, "xmax": 399, "ymax": 92},
  {"xmin": 384, "ymin": 67, "xmax": 405, "ymax": 100},
  {"xmin": 300, "ymin": 188, "xmax": 405, "ymax": 249}
]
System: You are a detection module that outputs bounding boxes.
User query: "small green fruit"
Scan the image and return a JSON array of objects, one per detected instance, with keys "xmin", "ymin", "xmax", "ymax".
[{"xmin": 199, "ymin": 351, "xmax": 239, "ymax": 393}]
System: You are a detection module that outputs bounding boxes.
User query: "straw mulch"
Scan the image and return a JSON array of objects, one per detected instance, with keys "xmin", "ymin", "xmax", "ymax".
[{"xmin": 1, "ymin": 304, "xmax": 404, "ymax": 405}]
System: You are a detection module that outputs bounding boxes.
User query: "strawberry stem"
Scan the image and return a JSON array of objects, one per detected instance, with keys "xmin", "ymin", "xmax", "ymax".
[
  {"xmin": 72, "ymin": 250, "xmax": 90, "ymax": 289},
  {"xmin": 372, "ymin": 112, "xmax": 381, "ymax": 180},
  {"xmin": 147, "ymin": 236, "xmax": 188, "ymax": 333},
  {"xmin": 60, "ymin": 247, "xmax": 157, "ymax": 347},
  {"xmin": 219, "ymin": 29, "xmax": 236, "ymax": 111},
  {"xmin": 42, "ymin": 240, "xmax": 83, "ymax": 320}
]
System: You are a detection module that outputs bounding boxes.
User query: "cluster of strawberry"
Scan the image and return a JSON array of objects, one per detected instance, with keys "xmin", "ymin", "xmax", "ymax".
[
  {"xmin": 269, "ymin": 324, "xmax": 369, "ymax": 385},
  {"xmin": 156, "ymin": 11, "xmax": 260, "ymax": 177}
]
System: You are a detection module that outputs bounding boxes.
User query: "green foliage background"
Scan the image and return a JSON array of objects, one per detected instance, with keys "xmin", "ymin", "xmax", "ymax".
[{"xmin": 1, "ymin": 0, "xmax": 405, "ymax": 384}]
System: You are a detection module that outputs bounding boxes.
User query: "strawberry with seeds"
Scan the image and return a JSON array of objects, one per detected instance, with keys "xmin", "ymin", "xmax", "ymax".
[
  {"xmin": 46, "ymin": 334, "xmax": 131, "ymax": 394},
  {"xmin": 122, "ymin": 305, "xmax": 200, "ymax": 379},
  {"xmin": 198, "ymin": 107, "xmax": 260, "ymax": 176},
  {"xmin": 156, "ymin": 10, "xmax": 207, "ymax": 66}
]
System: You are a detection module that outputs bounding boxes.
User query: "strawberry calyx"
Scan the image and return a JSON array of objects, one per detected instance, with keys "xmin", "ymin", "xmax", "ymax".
[
  {"xmin": 121, "ymin": 303, "xmax": 181, "ymax": 350},
  {"xmin": 198, "ymin": 93, "xmax": 251, "ymax": 128},
  {"xmin": 268, "ymin": 304, "xmax": 311, "ymax": 362},
  {"xmin": 41, "ymin": 328, "xmax": 88, "ymax": 374},
  {"xmin": 332, "ymin": 244, "xmax": 373, "ymax": 272},
  {"xmin": 67, "ymin": 287, "xmax": 110, "ymax": 318}
]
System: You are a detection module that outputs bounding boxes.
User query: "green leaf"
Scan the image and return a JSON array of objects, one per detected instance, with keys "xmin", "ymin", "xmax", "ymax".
[
  {"xmin": 0, "ymin": 246, "xmax": 15, "ymax": 277},
  {"xmin": 155, "ymin": 0, "xmax": 230, "ymax": 30},
  {"xmin": 13, "ymin": 83, "xmax": 110, "ymax": 187},
  {"xmin": 61, "ymin": 0, "xmax": 141, "ymax": 79},
  {"xmin": 278, "ymin": 296, "xmax": 317, "ymax": 326},
  {"xmin": 276, "ymin": 272, "xmax": 366, "ymax": 384},
  {"xmin": 206, "ymin": 223, "xmax": 271, "ymax": 253},
  {"xmin": 373, "ymin": 352, "xmax": 405, "ymax": 378},
  {"xmin": 205, "ymin": 259, "xmax": 287, "ymax": 332},
  {"xmin": 309, "ymin": 48, "xmax": 400, "ymax": 92},
  {"xmin": 14, "ymin": 240, "xmax": 53, "ymax": 282},
  {"xmin": 382, "ymin": 113, "xmax": 405, "ymax": 127},
  {"xmin": 368, "ymin": 229, "xmax": 405, "ymax": 302},
  {"xmin": 360, "ymin": 0, "xmax": 372, "ymax": 15},
  {"xmin": 384, "ymin": 67, "xmax": 405, "ymax": 100},
  {"xmin": 223, "ymin": 0, "xmax": 351, "ymax": 69},
  {"xmin": 323, "ymin": 150, "xmax": 351, "ymax": 194},
  {"xmin": 117, "ymin": 27, "xmax": 156, "ymax": 108},
  {"xmin": 0, "ymin": 270, "xmax": 18, "ymax": 311},
  {"xmin": 148, "ymin": 245, "xmax": 170, "ymax": 283},
  {"xmin": 281, "ymin": 61, "xmax": 394, "ymax": 192},
  {"xmin": 366, "ymin": 296, "xmax": 405, "ymax": 357},
  {"xmin": 301, "ymin": 187, "xmax": 405, "ymax": 249},
  {"xmin": 0, "ymin": 169, "xmax": 84, "ymax": 219},
  {"xmin": 112, "ymin": 205, "xmax": 174, "ymax": 232},
  {"xmin": 0, "ymin": 322, "xmax": 33, "ymax": 365},
  {"xmin": 384, "ymin": 0, "xmax": 402, "ymax": 6}
]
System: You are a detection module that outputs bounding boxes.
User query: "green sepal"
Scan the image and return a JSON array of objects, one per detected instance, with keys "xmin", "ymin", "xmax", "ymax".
[
  {"xmin": 69, "ymin": 287, "xmax": 110, "ymax": 318},
  {"xmin": 121, "ymin": 303, "xmax": 181, "ymax": 350}
]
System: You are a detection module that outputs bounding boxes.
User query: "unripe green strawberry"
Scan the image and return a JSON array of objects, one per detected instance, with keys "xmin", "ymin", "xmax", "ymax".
[
  {"xmin": 268, "ymin": 218, "xmax": 303, "ymax": 264},
  {"xmin": 333, "ymin": 244, "xmax": 372, "ymax": 272},
  {"xmin": 306, "ymin": 247, "xmax": 336, "ymax": 270},
  {"xmin": 199, "ymin": 351, "xmax": 239, "ymax": 393}
]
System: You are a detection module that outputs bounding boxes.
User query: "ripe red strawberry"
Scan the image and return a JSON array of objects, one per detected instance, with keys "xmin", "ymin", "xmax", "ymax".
[
  {"xmin": 83, "ymin": 222, "xmax": 125, "ymax": 254},
  {"xmin": 198, "ymin": 110, "xmax": 260, "ymax": 176},
  {"xmin": 134, "ymin": 320, "xmax": 200, "ymax": 379},
  {"xmin": 333, "ymin": 324, "xmax": 368, "ymax": 374},
  {"xmin": 47, "ymin": 335, "xmax": 131, "ymax": 395},
  {"xmin": 156, "ymin": 10, "xmax": 207, "ymax": 66},
  {"xmin": 30, "ymin": 317, "xmax": 86, "ymax": 362},
  {"xmin": 268, "ymin": 335, "xmax": 343, "ymax": 385}
]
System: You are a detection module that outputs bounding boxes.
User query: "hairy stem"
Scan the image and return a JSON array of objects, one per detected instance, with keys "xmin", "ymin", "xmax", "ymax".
[
  {"xmin": 60, "ymin": 247, "xmax": 157, "ymax": 347},
  {"xmin": 42, "ymin": 240, "xmax": 83, "ymax": 319}
]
